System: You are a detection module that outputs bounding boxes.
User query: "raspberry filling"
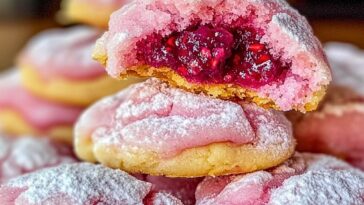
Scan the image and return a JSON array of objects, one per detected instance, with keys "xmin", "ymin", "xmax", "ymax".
[{"xmin": 136, "ymin": 23, "xmax": 290, "ymax": 89}]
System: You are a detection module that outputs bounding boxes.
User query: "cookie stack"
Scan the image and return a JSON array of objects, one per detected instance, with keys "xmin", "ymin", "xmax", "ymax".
[
  {"xmin": 77, "ymin": 0, "xmax": 331, "ymax": 177},
  {"xmin": 0, "ymin": 1, "xmax": 138, "ymax": 144},
  {"xmin": 0, "ymin": 0, "xmax": 135, "ymax": 182},
  {"xmin": 71, "ymin": 0, "xmax": 361, "ymax": 203},
  {"xmin": 1, "ymin": 0, "xmax": 364, "ymax": 204}
]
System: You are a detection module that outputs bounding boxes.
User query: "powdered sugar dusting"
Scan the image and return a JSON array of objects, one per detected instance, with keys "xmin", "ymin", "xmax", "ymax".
[
  {"xmin": 270, "ymin": 154, "xmax": 364, "ymax": 205},
  {"xmin": 97, "ymin": 0, "xmax": 331, "ymax": 111},
  {"xmin": 196, "ymin": 153, "xmax": 364, "ymax": 205},
  {"xmin": 0, "ymin": 135, "xmax": 76, "ymax": 182},
  {"xmin": 77, "ymin": 78, "xmax": 292, "ymax": 157},
  {"xmin": 3, "ymin": 163, "xmax": 152, "ymax": 205}
]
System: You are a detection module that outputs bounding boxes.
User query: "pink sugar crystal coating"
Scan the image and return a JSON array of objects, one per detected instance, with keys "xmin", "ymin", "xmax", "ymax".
[
  {"xmin": 97, "ymin": 0, "xmax": 331, "ymax": 111},
  {"xmin": 325, "ymin": 42, "xmax": 364, "ymax": 95},
  {"xmin": 76, "ymin": 78, "xmax": 293, "ymax": 157},
  {"xmin": 0, "ymin": 135, "xmax": 76, "ymax": 183},
  {"xmin": 196, "ymin": 153, "xmax": 364, "ymax": 205},
  {"xmin": 0, "ymin": 163, "xmax": 183, "ymax": 205},
  {"xmin": 19, "ymin": 26, "xmax": 105, "ymax": 80},
  {"xmin": 0, "ymin": 70, "xmax": 83, "ymax": 130}
]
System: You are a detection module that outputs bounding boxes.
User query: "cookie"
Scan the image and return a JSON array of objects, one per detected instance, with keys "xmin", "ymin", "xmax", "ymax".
[
  {"xmin": 0, "ymin": 71, "xmax": 83, "ymax": 143},
  {"xmin": 94, "ymin": 0, "xmax": 331, "ymax": 112},
  {"xmin": 18, "ymin": 26, "xmax": 139, "ymax": 106},
  {"xmin": 196, "ymin": 153, "xmax": 364, "ymax": 205},
  {"xmin": 0, "ymin": 163, "xmax": 183, "ymax": 205},
  {"xmin": 74, "ymin": 78, "xmax": 295, "ymax": 177}
]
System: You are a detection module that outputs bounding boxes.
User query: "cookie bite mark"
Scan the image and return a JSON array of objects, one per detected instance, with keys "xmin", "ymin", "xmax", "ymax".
[
  {"xmin": 136, "ymin": 24, "xmax": 290, "ymax": 89},
  {"xmin": 94, "ymin": 0, "xmax": 331, "ymax": 112}
]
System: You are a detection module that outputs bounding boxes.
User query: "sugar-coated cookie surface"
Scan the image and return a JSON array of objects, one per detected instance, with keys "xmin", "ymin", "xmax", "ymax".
[
  {"xmin": 94, "ymin": 0, "xmax": 331, "ymax": 112},
  {"xmin": 75, "ymin": 78, "xmax": 295, "ymax": 177},
  {"xmin": 0, "ymin": 70, "xmax": 83, "ymax": 143},
  {"xmin": 196, "ymin": 153, "xmax": 364, "ymax": 205},
  {"xmin": 0, "ymin": 135, "xmax": 76, "ymax": 183},
  {"xmin": 0, "ymin": 163, "xmax": 183, "ymax": 205}
]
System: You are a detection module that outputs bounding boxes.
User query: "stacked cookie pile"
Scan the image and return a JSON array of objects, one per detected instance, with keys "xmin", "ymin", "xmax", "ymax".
[
  {"xmin": 0, "ymin": 0, "xmax": 136, "ymax": 181},
  {"xmin": 1, "ymin": 0, "xmax": 364, "ymax": 204}
]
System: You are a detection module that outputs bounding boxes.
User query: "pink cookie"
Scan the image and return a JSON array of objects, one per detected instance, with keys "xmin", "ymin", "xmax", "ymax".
[
  {"xmin": 0, "ymin": 134, "xmax": 76, "ymax": 183},
  {"xmin": 288, "ymin": 86, "xmax": 364, "ymax": 170},
  {"xmin": 0, "ymin": 163, "xmax": 183, "ymax": 205},
  {"xmin": 18, "ymin": 26, "xmax": 137, "ymax": 106},
  {"xmin": 74, "ymin": 78, "xmax": 295, "ymax": 177},
  {"xmin": 196, "ymin": 153, "xmax": 364, "ymax": 205},
  {"xmin": 94, "ymin": 0, "xmax": 331, "ymax": 112},
  {"xmin": 325, "ymin": 42, "xmax": 364, "ymax": 95},
  {"xmin": 19, "ymin": 26, "xmax": 104, "ymax": 80},
  {"xmin": 0, "ymin": 70, "xmax": 83, "ymax": 144}
]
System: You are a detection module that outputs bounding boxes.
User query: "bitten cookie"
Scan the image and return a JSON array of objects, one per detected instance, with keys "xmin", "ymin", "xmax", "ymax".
[
  {"xmin": 18, "ymin": 26, "xmax": 140, "ymax": 106},
  {"xmin": 196, "ymin": 153, "xmax": 364, "ymax": 205},
  {"xmin": 0, "ymin": 70, "xmax": 83, "ymax": 143},
  {"xmin": 94, "ymin": 0, "xmax": 331, "ymax": 112},
  {"xmin": 74, "ymin": 78, "xmax": 295, "ymax": 177}
]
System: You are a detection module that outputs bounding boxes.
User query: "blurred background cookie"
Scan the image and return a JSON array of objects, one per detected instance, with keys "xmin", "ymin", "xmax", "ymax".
[
  {"xmin": 0, "ymin": 70, "xmax": 83, "ymax": 143},
  {"xmin": 17, "ymin": 26, "xmax": 140, "ymax": 106}
]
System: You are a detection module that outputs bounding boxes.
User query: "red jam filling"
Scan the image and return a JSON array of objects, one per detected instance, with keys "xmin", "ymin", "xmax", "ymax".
[{"xmin": 136, "ymin": 23, "xmax": 289, "ymax": 89}]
